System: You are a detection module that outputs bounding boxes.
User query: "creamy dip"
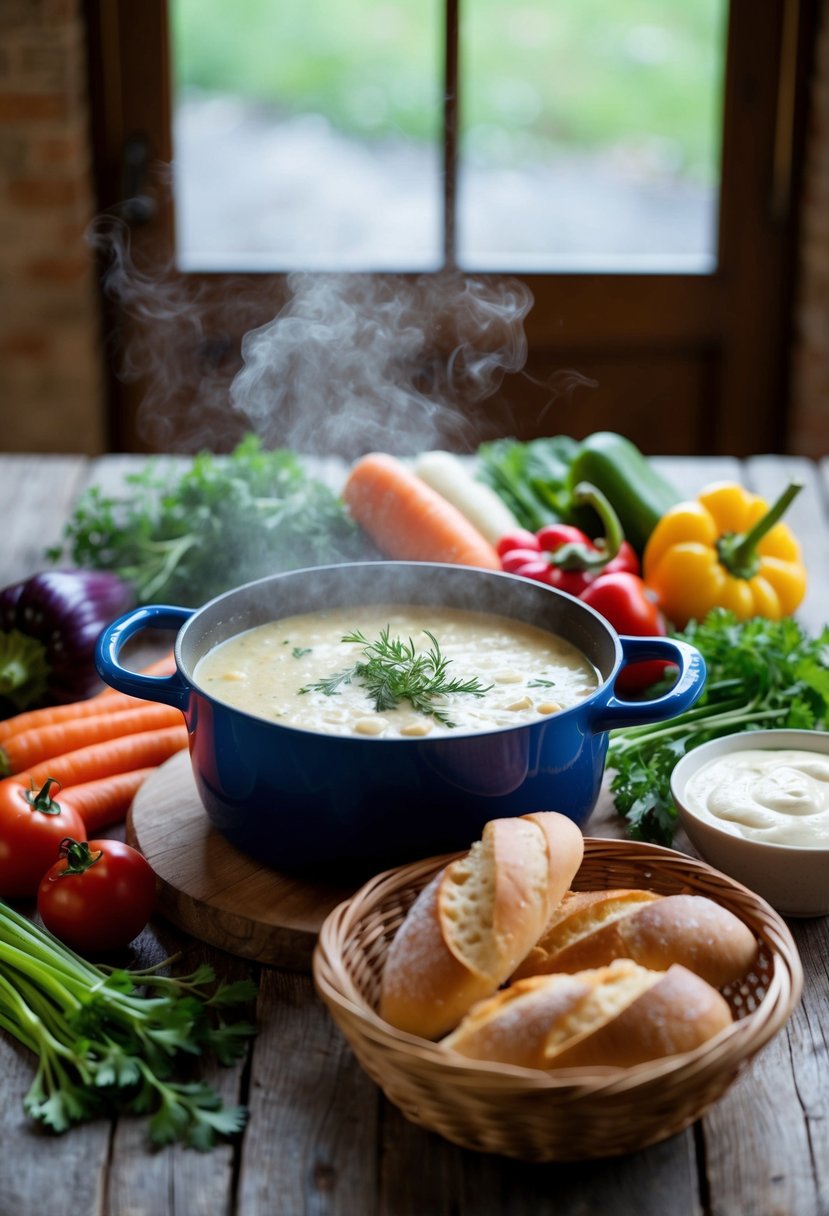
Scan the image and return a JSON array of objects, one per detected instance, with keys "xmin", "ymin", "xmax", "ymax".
[
  {"xmin": 194, "ymin": 604, "xmax": 599, "ymax": 739},
  {"xmin": 683, "ymin": 747, "xmax": 829, "ymax": 847}
]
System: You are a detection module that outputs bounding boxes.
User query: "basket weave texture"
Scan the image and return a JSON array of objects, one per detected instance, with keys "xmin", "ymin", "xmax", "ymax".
[{"xmin": 313, "ymin": 837, "xmax": 803, "ymax": 1162}]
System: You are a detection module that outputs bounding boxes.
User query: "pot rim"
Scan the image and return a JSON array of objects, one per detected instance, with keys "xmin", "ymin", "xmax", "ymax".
[{"xmin": 173, "ymin": 560, "xmax": 625, "ymax": 743}]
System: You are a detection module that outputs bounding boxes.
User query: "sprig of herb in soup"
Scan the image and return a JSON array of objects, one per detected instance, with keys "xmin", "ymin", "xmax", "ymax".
[
  {"xmin": 300, "ymin": 627, "xmax": 492, "ymax": 727},
  {"xmin": 195, "ymin": 605, "xmax": 598, "ymax": 738}
]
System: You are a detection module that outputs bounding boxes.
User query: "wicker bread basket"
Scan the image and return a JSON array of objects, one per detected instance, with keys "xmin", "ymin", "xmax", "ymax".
[{"xmin": 313, "ymin": 837, "xmax": 803, "ymax": 1162}]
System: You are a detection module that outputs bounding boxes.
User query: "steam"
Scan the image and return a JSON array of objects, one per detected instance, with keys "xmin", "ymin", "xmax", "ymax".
[
  {"xmin": 87, "ymin": 210, "xmax": 269, "ymax": 451},
  {"xmin": 229, "ymin": 271, "xmax": 534, "ymax": 456},
  {"xmin": 88, "ymin": 200, "xmax": 593, "ymax": 455}
]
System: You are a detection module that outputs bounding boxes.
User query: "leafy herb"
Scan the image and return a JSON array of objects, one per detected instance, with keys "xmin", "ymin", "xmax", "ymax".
[
  {"xmin": 300, "ymin": 627, "xmax": 491, "ymax": 727},
  {"xmin": 608, "ymin": 610, "xmax": 829, "ymax": 845},
  {"xmin": 0, "ymin": 901, "xmax": 257, "ymax": 1149},
  {"xmin": 47, "ymin": 435, "xmax": 371, "ymax": 607},
  {"xmin": 527, "ymin": 678, "xmax": 556, "ymax": 688},
  {"xmin": 476, "ymin": 435, "xmax": 580, "ymax": 532},
  {"xmin": 291, "ymin": 647, "xmax": 311, "ymax": 659}
]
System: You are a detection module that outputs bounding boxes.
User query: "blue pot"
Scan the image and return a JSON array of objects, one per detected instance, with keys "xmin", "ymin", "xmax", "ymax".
[{"xmin": 96, "ymin": 562, "xmax": 705, "ymax": 876}]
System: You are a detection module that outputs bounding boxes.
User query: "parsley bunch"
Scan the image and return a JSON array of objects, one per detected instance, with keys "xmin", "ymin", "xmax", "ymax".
[
  {"xmin": 48, "ymin": 435, "xmax": 370, "ymax": 606},
  {"xmin": 301, "ymin": 626, "xmax": 491, "ymax": 727},
  {"xmin": 608, "ymin": 610, "xmax": 829, "ymax": 845},
  {"xmin": 0, "ymin": 901, "xmax": 257, "ymax": 1149}
]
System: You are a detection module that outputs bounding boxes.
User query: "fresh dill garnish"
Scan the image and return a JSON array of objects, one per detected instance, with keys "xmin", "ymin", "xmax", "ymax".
[
  {"xmin": 291, "ymin": 647, "xmax": 311, "ymax": 658},
  {"xmin": 527, "ymin": 678, "xmax": 556, "ymax": 687},
  {"xmin": 299, "ymin": 626, "xmax": 492, "ymax": 727}
]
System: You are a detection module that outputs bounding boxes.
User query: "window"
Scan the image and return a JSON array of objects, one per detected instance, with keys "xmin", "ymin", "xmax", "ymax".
[
  {"xmin": 169, "ymin": 0, "xmax": 726, "ymax": 274},
  {"xmin": 85, "ymin": 0, "xmax": 814, "ymax": 457},
  {"xmin": 458, "ymin": 1, "xmax": 725, "ymax": 272},
  {"xmin": 171, "ymin": 0, "xmax": 443, "ymax": 271}
]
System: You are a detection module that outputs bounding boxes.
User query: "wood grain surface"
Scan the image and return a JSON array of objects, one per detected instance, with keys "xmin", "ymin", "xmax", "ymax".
[
  {"xmin": 0, "ymin": 451, "xmax": 826, "ymax": 1216},
  {"xmin": 127, "ymin": 750, "xmax": 356, "ymax": 968}
]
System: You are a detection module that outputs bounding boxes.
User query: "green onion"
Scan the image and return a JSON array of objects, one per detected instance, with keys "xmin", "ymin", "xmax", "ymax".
[{"xmin": 0, "ymin": 901, "xmax": 256, "ymax": 1149}]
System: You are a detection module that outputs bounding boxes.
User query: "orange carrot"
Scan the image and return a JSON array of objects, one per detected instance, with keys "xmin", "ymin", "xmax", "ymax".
[
  {"xmin": 13, "ymin": 723, "xmax": 189, "ymax": 791},
  {"xmin": 0, "ymin": 699, "xmax": 118, "ymax": 745},
  {"xmin": 59, "ymin": 767, "xmax": 157, "ymax": 834},
  {"xmin": 0, "ymin": 652, "xmax": 177, "ymax": 744},
  {"xmin": 343, "ymin": 452, "xmax": 501, "ymax": 570},
  {"xmin": 0, "ymin": 702, "xmax": 185, "ymax": 778}
]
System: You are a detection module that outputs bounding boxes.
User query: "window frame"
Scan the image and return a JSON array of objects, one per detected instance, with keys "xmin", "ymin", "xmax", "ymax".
[{"xmin": 83, "ymin": 0, "xmax": 817, "ymax": 457}]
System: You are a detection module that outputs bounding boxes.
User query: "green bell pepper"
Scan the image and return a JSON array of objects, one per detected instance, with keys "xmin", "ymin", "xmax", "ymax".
[{"xmin": 566, "ymin": 432, "xmax": 681, "ymax": 554}]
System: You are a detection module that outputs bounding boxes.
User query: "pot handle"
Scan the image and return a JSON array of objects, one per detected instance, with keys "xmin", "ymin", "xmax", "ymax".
[
  {"xmin": 590, "ymin": 637, "xmax": 706, "ymax": 733},
  {"xmin": 95, "ymin": 605, "xmax": 194, "ymax": 711}
]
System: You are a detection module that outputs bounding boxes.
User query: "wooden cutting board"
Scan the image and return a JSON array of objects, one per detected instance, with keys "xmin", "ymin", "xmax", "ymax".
[
  {"xmin": 126, "ymin": 750, "xmax": 358, "ymax": 970},
  {"xmin": 128, "ymin": 751, "xmax": 653, "ymax": 972}
]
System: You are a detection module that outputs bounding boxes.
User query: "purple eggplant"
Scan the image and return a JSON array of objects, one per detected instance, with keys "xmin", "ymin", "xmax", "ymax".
[{"xmin": 0, "ymin": 570, "xmax": 134, "ymax": 713}]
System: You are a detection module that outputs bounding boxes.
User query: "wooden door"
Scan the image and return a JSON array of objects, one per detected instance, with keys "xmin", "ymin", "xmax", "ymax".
[{"xmin": 82, "ymin": 0, "xmax": 817, "ymax": 457}]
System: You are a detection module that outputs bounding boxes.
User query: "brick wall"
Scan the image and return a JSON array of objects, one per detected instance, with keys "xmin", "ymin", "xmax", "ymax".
[
  {"xmin": 789, "ymin": 0, "xmax": 829, "ymax": 458},
  {"xmin": 0, "ymin": 0, "xmax": 105, "ymax": 454}
]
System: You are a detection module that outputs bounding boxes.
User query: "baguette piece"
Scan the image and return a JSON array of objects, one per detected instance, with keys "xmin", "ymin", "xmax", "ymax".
[
  {"xmin": 441, "ymin": 971, "xmax": 594, "ymax": 1068},
  {"xmin": 511, "ymin": 889, "xmax": 759, "ymax": 988},
  {"xmin": 378, "ymin": 811, "xmax": 584, "ymax": 1040},
  {"xmin": 443, "ymin": 960, "xmax": 733, "ymax": 1070}
]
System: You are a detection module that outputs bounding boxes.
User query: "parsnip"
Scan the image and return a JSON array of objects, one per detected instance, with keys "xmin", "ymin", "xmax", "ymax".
[{"xmin": 412, "ymin": 450, "xmax": 519, "ymax": 546}]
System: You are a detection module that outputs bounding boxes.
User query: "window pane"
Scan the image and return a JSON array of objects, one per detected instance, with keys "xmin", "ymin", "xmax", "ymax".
[
  {"xmin": 458, "ymin": 0, "xmax": 726, "ymax": 272},
  {"xmin": 170, "ymin": 0, "xmax": 442, "ymax": 272}
]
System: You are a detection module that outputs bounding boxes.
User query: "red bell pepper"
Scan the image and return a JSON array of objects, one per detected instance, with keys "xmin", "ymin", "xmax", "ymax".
[
  {"xmin": 498, "ymin": 483, "xmax": 639, "ymax": 595},
  {"xmin": 579, "ymin": 571, "xmax": 673, "ymax": 694}
]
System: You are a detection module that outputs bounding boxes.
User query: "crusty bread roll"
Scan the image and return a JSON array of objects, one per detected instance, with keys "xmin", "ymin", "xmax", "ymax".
[
  {"xmin": 378, "ymin": 811, "xmax": 584, "ymax": 1040},
  {"xmin": 511, "ymin": 889, "xmax": 759, "ymax": 988},
  {"xmin": 441, "ymin": 971, "xmax": 593, "ymax": 1068},
  {"xmin": 442, "ymin": 959, "xmax": 733, "ymax": 1070}
]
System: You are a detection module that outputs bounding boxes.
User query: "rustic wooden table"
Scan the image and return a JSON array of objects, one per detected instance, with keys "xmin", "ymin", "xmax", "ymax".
[{"xmin": 0, "ymin": 451, "xmax": 827, "ymax": 1216}]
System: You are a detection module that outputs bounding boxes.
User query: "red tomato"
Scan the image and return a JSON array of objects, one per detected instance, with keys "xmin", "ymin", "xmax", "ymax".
[
  {"xmin": 37, "ymin": 838, "xmax": 157, "ymax": 954},
  {"xmin": 0, "ymin": 778, "xmax": 87, "ymax": 899},
  {"xmin": 496, "ymin": 528, "xmax": 540, "ymax": 557}
]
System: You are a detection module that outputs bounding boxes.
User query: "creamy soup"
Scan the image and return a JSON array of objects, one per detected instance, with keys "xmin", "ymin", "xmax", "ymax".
[{"xmin": 194, "ymin": 604, "xmax": 599, "ymax": 739}]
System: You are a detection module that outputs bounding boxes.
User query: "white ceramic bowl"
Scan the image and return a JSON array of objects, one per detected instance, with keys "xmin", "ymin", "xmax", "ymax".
[{"xmin": 670, "ymin": 729, "xmax": 829, "ymax": 917}]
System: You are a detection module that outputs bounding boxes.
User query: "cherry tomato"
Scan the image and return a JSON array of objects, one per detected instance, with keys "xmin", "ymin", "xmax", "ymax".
[
  {"xmin": 0, "ymin": 778, "xmax": 87, "ymax": 899},
  {"xmin": 496, "ymin": 528, "xmax": 540, "ymax": 557},
  {"xmin": 37, "ymin": 837, "xmax": 157, "ymax": 954}
]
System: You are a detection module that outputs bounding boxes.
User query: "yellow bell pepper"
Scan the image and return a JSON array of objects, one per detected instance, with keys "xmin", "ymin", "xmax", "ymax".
[{"xmin": 642, "ymin": 480, "xmax": 807, "ymax": 628}]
